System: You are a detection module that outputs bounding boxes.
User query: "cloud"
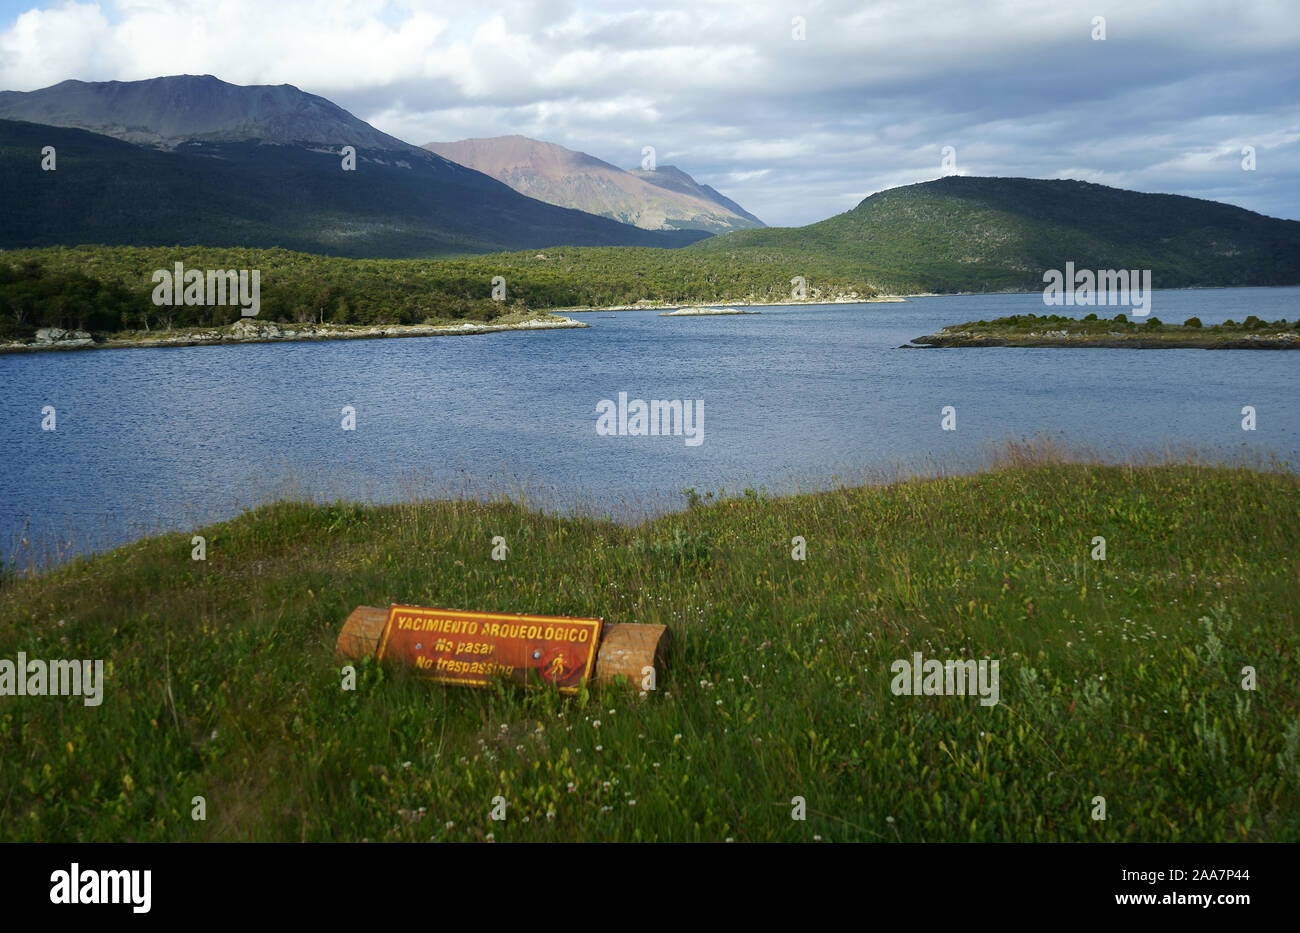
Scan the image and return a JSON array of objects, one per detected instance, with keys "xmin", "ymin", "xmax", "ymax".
[{"xmin": 1, "ymin": 0, "xmax": 1296, "ymax": 224}]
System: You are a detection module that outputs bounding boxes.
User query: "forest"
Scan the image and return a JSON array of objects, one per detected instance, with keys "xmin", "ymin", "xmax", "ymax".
[{"xmin": 0, "ymin": 244, "xmax": 879, "ymax": 339}]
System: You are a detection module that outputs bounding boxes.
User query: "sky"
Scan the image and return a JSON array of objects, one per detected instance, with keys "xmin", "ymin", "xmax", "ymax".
[{"xmin": 1, "ymin": 0, "xmax": 1296, "ymax": 227}]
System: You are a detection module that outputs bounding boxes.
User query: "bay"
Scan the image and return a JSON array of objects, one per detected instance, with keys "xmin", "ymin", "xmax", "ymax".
[{"xmin": 1, "ymin": 286, "xmax": 1296, "ymax": 566}]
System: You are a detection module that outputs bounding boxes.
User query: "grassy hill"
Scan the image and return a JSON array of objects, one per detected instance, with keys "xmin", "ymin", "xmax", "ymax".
[
  {"xmin": 690, "ymin": 176, "xmax": 1300, "ymax": 293},
  {"xmin": 1, "ymin": 450, "xmax": 1297, "ymax": 841}
]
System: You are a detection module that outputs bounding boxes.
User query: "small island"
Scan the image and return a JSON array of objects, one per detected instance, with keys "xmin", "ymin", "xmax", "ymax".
[
  {"xmin": 910, "ymin": 312, "xmax": 1300, "ymax": 349},
  {"xmin": 659, "ymin": 306, "xmax": 760, "ymax": 316}
]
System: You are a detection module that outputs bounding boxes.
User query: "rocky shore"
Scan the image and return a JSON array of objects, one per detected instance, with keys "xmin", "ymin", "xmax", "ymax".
[{"xmin": 1, "ymin": 315, "xmax": 588, "ymax": 354}]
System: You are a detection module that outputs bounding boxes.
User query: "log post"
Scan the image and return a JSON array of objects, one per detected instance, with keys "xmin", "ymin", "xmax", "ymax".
[{"xmin": 335, "ymin": 606, "xmax": 669, "ymax": 689}]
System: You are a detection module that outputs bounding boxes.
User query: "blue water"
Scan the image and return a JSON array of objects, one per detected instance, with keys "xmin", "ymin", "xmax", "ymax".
[{"xmin": 1, "ymin": 287, "xmax": 1296, "ymax": 565}]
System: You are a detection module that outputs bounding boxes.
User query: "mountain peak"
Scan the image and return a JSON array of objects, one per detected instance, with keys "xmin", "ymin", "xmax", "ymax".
[{"xmin": 424, "ymin": 135, "xmax": 763, "ymax": 233}]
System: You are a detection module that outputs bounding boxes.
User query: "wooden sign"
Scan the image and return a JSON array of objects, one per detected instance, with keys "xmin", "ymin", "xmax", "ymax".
[
  {"xmin": 337, "ymin": 605, "xmax": 669, "ymax": 692},
  {"xmin": 376, "ymin": 605, "xmax": 602, "ymax": 693}
]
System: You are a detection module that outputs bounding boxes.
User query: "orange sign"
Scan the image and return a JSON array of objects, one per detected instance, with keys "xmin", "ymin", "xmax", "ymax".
[{"xmin": 375, "ymin": 605, "xmax": 603, "ymax": 694}]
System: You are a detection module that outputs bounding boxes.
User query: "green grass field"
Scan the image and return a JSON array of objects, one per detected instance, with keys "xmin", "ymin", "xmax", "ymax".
[{"xmin": 2, "ymin": 446, "xmax": 1297, "ymax": 842}]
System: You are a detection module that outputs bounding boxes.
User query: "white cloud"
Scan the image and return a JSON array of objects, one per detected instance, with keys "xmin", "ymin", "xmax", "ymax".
[
  {"xmin": 0, "ymin": 0, "xmax": 1297, "ymax": 224},
  {"xmin": 0, "ymin": 2, "xmax": 110, "ymax": 87}
]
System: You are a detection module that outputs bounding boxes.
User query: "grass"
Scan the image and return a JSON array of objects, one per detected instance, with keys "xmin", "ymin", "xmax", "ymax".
[{"xmin": 1, "ymin": 445, "xmax": 1297, "ymax": 842}]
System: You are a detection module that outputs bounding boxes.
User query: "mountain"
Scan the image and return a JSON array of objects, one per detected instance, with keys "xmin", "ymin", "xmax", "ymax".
[
  {"xmin": 0, "ymin": 75, "xmax": 418, "ymax": 151},
  {"xmin": 0, "ymin": 76, "xmax": 709, "ymax": 256},
  {"xmin": 688, "ymin": 176, "xmax": 1300, "ymax": 292},
  {"xmin": 628, "ymin": 165, "xmax": 765, "ymax": 227},
  {"xmin": 423, "ymin": 135, "xmax": 764, "ymax": 234}
]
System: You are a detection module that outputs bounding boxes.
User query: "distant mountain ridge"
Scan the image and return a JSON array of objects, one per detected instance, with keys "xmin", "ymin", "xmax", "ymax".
[
  {"xmin": 423, "ymin": 135, "xmax": 764, "ymax": 233},
  {"xmin": 690, "ymin": 175, "xmax": 1300, "ymax": 292},
  {"xmin": 0, "ymin": 74, "xmax": 419, "ymax": 152},
  {"xmin": 0, "ymin": 76, "xmax": 709, "ymax": 256},
  {"xmin": 3, "ymin": 75, "xmax": 1295, "ymax": 288}
]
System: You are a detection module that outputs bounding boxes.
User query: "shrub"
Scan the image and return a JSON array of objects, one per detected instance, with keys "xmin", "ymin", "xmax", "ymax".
[{"xmin": 1183, "ymin": 317, "xmax": 1203, "ymax": 328}]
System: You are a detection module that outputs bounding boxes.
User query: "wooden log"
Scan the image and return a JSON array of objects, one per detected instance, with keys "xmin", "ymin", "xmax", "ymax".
[
  {"xmin": 336, "ymin": 605, "xmax": 389, "ymax": 661},
  {"xmin": 335, "ymin": 606, "xmax": 669, "ymax": 689},
  {"xmin": 592, "ymin": 620, "xmax": 671, "ymax": 689}
]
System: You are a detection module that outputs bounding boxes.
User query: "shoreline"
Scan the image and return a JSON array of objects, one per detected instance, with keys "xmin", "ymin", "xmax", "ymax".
[
  {"xmin": 0, "ymin": 314, "xmax": 589, "ymax": 354},
  {"xmin": 557, "ymin": 295, "xmax": 908, "ymax": 313}
]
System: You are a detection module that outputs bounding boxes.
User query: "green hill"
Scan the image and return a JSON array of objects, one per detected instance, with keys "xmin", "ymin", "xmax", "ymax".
[
  {"xmin": 689, "ymin": 176, "xmax": 1300, "ymax": 293},
  {"xmin": 0, "ymin": 119, "xmax": 708, "ymax": 258}
]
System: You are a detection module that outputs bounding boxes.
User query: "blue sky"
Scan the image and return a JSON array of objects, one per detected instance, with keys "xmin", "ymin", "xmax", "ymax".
[{"xmin": 2, "ymin": 0, "xmax": 1296, "ymax": 226}]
